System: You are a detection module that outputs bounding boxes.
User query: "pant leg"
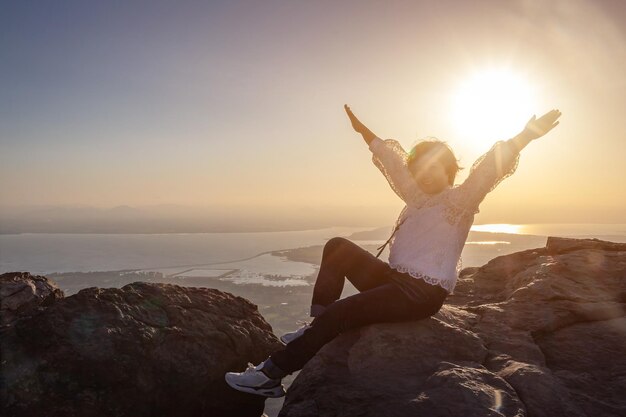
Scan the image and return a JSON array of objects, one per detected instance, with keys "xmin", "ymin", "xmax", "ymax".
[
  {"xmin": 271, "ymin": 281, "xmax": 438, "ymax": 374},
  {"xmin": 311, "ymin": 237, "xmax": 393, "ymax": 309}
]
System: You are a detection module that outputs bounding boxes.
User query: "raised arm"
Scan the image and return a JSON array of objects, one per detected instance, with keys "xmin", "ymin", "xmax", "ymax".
[
  {"xmin": 454, "ymin": 109, "xmax": 562, "ymax": 214},
  {"xmin": 344, "ymin": 104, "xmax": 378, "ymax": 145},
  {"xmin": 507, "ymin": 109, "xmax": 561, "ymax": 152},
  {"xmin": 344, "ymin": 104, "xmax": 425, "ymax": 205}
]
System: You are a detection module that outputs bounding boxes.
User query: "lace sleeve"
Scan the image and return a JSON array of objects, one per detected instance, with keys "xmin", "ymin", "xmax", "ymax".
[
  {"xmin": 369, "ymin": 137, "xmax": 425, "ymax": 206},
  {"xmin": 455, "ymin": 140, "xmax": 520, "ymax": 213}
]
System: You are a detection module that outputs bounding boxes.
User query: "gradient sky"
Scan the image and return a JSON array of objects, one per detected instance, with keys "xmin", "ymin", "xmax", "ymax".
[{"xmin": 1, "ymin": 0, "xmax": 625, "ymax": 225}]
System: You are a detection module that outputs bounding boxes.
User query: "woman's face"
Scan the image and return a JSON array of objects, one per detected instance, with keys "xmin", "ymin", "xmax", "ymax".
[{"xmin": 410, "ymin": 149, "xmax": 450, "ymax": 194}]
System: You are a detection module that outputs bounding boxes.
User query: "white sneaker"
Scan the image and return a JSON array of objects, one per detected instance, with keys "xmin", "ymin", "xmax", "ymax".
[
  {"xmin": 280, "ymin": 320, "xmax": 312, "ymax": 344},
  {"xmin": 224, "ymin": 362, "xmax": 286, "ymax": 398}
]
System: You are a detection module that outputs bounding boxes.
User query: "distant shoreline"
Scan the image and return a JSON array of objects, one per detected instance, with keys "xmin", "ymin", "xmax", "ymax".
[
  {"xmin": 3, "ymin": 223, "xmax": 624, "ymax": 237},
  {"xmin": 0, "ymin": 226, "xmax": 371, "ymax": 236},
  {"xmin": 271, "ymin": 245, "xmax": 379, "ymax": 265}
]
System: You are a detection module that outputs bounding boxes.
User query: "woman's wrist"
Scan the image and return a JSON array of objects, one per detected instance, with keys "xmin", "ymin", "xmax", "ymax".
[
  {"xmin": 508, "ymin": 131, "xmax": 533, "ymax": 152},
  {"xmin": 362, "ymin": 129, "xmax": 376, "ymax": 145}
]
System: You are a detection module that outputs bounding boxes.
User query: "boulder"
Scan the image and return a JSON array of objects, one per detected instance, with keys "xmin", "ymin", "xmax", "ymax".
[
  {"xmin": 279, "ymin": 237, "xmax": 626, "ymax": 417},
  {"xmin": 0, "ymin": 272, "xmax": 64, "ymax": 327},
  {"xmin": 1, "ymin": 279, "xmax": 283, "ymax": 417}
]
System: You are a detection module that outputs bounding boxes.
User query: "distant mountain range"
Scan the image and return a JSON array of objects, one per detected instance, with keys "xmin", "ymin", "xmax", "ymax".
[{"xmin": 0, "ymin": 204, "xmax": 392, "ymax": 234}]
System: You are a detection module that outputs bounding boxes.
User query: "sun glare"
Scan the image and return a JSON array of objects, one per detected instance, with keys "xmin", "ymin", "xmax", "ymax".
[
  {"xmin": 451, "ymin": 69, "xmax": 536, "ymax": 146},
  {"xmin": 471, "ymin": 224, "xmax": 523, "ymax": 234}
]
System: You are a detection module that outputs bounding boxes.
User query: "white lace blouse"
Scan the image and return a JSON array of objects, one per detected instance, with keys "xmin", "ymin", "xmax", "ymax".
[{"xmin": 369, "ymin": 136, "xmax": 520, "ymax": 294}]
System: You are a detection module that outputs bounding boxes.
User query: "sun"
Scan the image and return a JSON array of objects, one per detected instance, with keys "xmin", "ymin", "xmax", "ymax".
[{"xmin": 451, "ymin": 68, "xmax": 536, "ymax": 146}]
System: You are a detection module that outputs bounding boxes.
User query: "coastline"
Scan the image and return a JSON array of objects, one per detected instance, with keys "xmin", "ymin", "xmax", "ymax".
[{"xmin": 3, "ymin": 226, "xmax": 625, "ymax": 277}]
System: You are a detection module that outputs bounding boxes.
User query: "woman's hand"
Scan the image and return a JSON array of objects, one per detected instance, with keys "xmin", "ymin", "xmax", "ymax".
[
  {"xmin": 344, "ymin": 104, "xmax": 378, "ymax": 145},
  {"xmin": 507, "ymin": 109, "xmax": 562, "ymax": 152},
  {"xmin": 344, "ymin": 104, "xmax": 368, "ymax": 134},
  {"xmin": 523, "ymin": 109, "xmax": 562, "ymax": 140}
]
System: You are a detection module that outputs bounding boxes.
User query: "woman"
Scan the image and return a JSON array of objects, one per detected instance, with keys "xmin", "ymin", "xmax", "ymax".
[{"xmin": 225, "ymin": 105, "xmax": 561, "ymax": 397}]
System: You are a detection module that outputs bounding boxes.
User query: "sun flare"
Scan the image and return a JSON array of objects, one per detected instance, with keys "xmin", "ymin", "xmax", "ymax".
[
  {"xmin": 451, "ymin": 69, "xmax": 536, "ymax": 146},
  {"xmin": 471, "ymin": 224, "xmax": 523, "ymax": 234}
]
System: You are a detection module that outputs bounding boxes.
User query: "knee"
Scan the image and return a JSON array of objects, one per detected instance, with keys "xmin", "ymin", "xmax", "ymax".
[{"xmin": 323, "ymin": 237, "xmax": 349, "ymax": 256}]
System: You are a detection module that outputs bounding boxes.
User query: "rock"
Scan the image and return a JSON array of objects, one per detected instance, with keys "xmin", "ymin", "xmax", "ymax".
[
  {"xmin": 1, "ymin": 280, "xmax": 283, "ymax": 417},
  {"xmin": 546, "ymin": 236, "xmax": 626, "ymax": 254},
  {"xmin": 0, "ymin": 272, "xmax": 64, "ymax": 327},
  {"xmin": 279, "ymin": 237, "xmax": 626, "ymax": 417}
]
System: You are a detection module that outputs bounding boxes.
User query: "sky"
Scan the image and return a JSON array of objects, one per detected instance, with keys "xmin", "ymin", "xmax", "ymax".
[{"xmin": 1, "ymin": 0, "xmax": 625, "ymax": 228}]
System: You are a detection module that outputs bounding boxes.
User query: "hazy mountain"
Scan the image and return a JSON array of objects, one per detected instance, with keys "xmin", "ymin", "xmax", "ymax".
[{"xmin": 0, "ymin": 204, "xmax": 393, "ymax": 234}]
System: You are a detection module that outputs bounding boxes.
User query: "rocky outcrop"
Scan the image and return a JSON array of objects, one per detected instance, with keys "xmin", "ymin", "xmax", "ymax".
[
  {"xmin": 279, "ymin": 237, "xmax": 626, "ymax": 417},
  {"xmin": 0, "ymin": 272, "xmax": 64, "ymax": 327},
  {"xmin": 1, "ymin": 276, "xmax": 283, "ymax": 417}
]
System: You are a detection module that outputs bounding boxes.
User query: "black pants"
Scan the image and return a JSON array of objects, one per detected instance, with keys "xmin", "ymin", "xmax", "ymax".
[{"xmin": 269, "ymin": 237, "xmax": 448, "ymax": 374}]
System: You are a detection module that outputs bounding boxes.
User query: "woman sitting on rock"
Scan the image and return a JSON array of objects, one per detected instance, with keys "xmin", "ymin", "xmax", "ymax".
[{"xmin": 225, "ymin": 104, "xmax": 561, "ymax": 397}]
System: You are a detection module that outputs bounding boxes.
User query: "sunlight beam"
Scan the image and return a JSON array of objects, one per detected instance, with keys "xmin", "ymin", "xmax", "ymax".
[{"xmin": 451, "ymin": 68, "xmax": 537, "ymax": 146}]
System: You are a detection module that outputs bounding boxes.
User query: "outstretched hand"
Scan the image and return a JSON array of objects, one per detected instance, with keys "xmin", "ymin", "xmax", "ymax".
[
  {"xmin": 344, "ymin": 104, "xmax": 368, "ymax": 134},
  {"xmin": 523, "ymin": 109, "xmax": 562, "ymax": 140}
]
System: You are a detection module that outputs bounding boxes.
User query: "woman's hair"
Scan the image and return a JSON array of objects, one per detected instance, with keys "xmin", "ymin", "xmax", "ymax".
[{"xmin": 406, "ymin": 139, "xmax": 463, "ymax": 186}]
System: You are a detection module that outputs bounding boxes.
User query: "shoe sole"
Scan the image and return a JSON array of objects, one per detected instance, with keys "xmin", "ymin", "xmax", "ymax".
[{"xmin": 224, "ymin": 375, "xmax": 286, "ymax": 398}]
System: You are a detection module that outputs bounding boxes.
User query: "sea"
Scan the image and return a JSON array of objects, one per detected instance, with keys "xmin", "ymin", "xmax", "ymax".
[{"xmin": 1, "ymin": 223, "xmax": 624, "ymax": 277}]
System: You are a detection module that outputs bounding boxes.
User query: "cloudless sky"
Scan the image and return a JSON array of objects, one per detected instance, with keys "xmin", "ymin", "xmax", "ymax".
[{"xmin": 1, "ymin": 0, "xmax": 625, "ymax": 226}]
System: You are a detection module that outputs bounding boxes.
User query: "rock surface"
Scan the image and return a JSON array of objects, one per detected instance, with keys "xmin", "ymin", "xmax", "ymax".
[
  {"xmin": 1, "ymin": 276, "xmax": 283, "ymax": 417},
  {"xmin": 0, "ymin": 272, "xmax": 64, "ymax": 327},
  {"xmin": 279, "ymin": 237, "xmax": 626, "ymax": 417}
]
